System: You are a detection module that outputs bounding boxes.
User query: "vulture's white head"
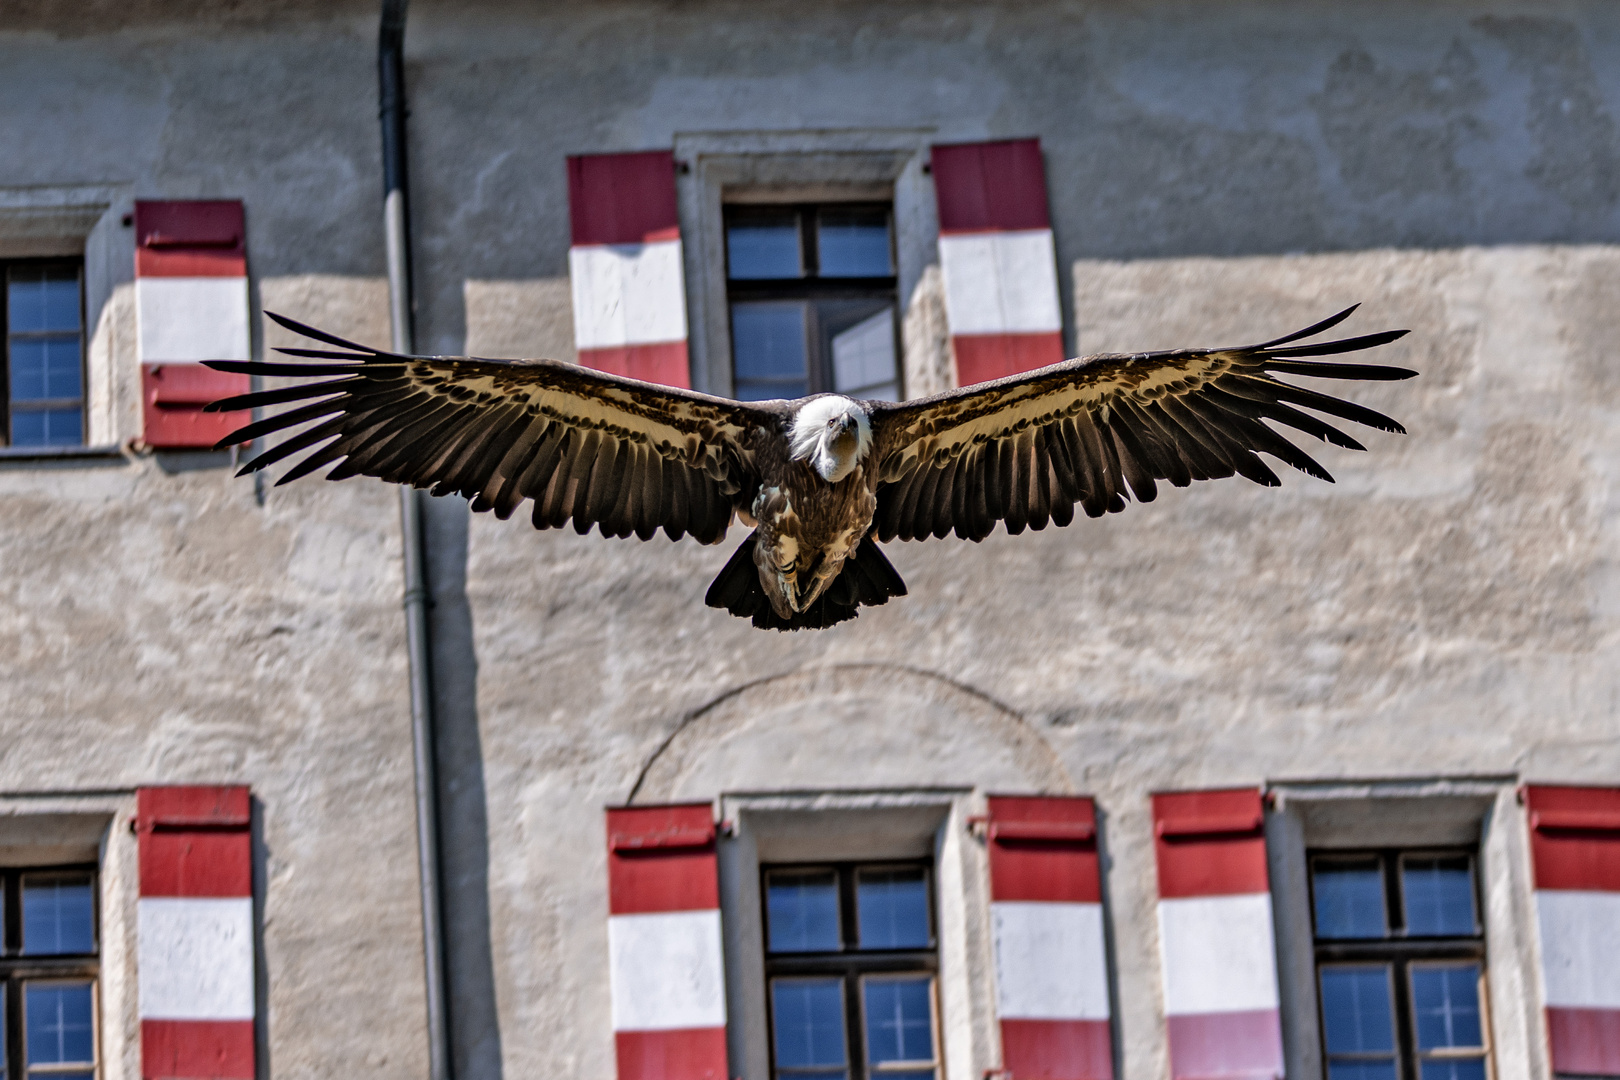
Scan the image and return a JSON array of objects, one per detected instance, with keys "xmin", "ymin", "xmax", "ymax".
[{"xmin": 790, "ymin": 395, "xmax": 872, "ymax": 483}]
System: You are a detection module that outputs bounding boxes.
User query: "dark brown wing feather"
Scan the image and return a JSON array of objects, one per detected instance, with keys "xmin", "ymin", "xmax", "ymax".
[
  {"xmin": 206, "ymin": 312, "xmax": 772, "ymax": 543},
  {"xmin": 868, "ymin": 305, "xmax": 1414, "ymax": 542}
]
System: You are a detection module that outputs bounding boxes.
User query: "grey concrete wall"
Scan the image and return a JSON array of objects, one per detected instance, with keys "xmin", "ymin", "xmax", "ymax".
[{"xmin": 3, "ymin": 1, "xmax": 1620, "ymax": 1078}]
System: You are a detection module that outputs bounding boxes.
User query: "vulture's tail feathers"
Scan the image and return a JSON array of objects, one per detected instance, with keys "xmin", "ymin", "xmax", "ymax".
[{"xmin": 705, "ymin": 532, "xmax": 907, "ymax": 632}]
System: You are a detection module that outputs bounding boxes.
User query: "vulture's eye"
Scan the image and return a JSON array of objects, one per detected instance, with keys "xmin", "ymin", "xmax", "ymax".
[{"xmin": 828, "ymin": 418, "xmax": 837, "ymax": 428}]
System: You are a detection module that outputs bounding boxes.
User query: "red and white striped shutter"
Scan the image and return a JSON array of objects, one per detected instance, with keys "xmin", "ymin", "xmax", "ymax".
[
  {"xmin": 1151, "ymin": 789, "xmax": 1283, "ymax": 1080},
  {"xmin": 567, "ymin": 151, "xmax": 690, "ymax": 388},
  {"xmin": 930, "ymin": 139, "xmax": 1066, "ymax": 387},
  {"xmin": 987, "ymin": 795, "xmax": 1114, "ymax": 1080},
  {"xmin": 1524, "ymin": 784, "xmax": 1620, "ymax": 1076},
  {"xmin": 135, "ymin": 785, "xmax": 255, "ymax": 1080},
  {"xmin": 133, "ymin": 200, "xmax": 252, "ymax": 448},
  {"xmin": 605, "ymin": 804, "xmax": 728, "ymax": 1080}
]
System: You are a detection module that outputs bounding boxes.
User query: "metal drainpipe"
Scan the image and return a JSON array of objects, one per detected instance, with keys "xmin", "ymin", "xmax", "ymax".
[{"xmin": 379, "ymin": 4, "xmax": 452, "ymax": 1079}]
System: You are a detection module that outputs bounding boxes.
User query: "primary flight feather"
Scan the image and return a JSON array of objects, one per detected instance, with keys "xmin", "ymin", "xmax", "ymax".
[{"xmin": 205, "ymin": 306, "xmax": 1413, "ymax": 630}]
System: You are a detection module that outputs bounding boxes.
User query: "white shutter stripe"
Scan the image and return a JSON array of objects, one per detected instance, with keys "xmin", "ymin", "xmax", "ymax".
[
  {"xmin": 607, "ymin": 909, "xmax": 727, "ymax": 1032},
  {"xmin": 568, "ymin": 239, "xmax": 688, "ymax": 350},
  {"xmin": 1158, "ymin": 893, "xmax": 1280, "ymax": 1016},
  {"xmin": 938, "ymin": 230, "xmax": 1063, "ymax": 336},
  {"xmin": 992, "ymin": 900, "xmax": 1110, "ymax": 1021},
  {"xmin": 136, "ymin": 277, "xmax": 251, "ymax": 363},
  {"xmin": 137, "ymin": 897, "xmax": 255, "ymax": 1021},
  {"xmin": 1536, "ymin": 890, "xmax": 1620, "ymax": 1009}
]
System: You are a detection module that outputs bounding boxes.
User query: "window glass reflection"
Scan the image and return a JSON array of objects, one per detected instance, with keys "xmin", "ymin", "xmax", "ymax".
[
  {"xmin": 1320, "ymin": 966, "xmax": 1396, "ymax": 1055},
  {"xmin": 25, "ymin": 982, "xmax": 94, "ymax": 1068},
  {"xmin": 728, "ymin": 214, "xmax": 802, "ymax": 280},
  {"xmin": 1403, "ymin": 857, "xmax": 1476, "ymax": 936},
  {"xmin": 1313, "ymin": 859, "xmax": 1387, "ymax": 939},
  {"xmin": 767, "ymin": 871, "xmax": 841, "ymax": 953},
  {"xmin": 731, "ymin": 301, "xmax": 807, "ymax": 400},
  {"xmin": 9, "ymin": 337, "xmax": 83, "ymax": 403},
  {"xmin": 22, "ymin": 875, "xmax": 95, "ymax": 955},
  {"xmin": 829, "ymin": 306, "xmax": 898, "ymax": 401},
  {"xmin": 863, "ymin": 976, "xmax": 935, "ymax": 1072},
  {"xmin": 771, "ymin": 978, "xmax": 847, "ymax": 1078},
  {"xmin": 817, "ymin": 209, "xmax": 892, "ymax": 278},
  {"xmin": 856, "ymin": 868, "xmax": 930, "ymax": 950},
  {"xmin": 7, "ymin": 268, "xmax": 80, "ymax": 333},
  {"xmin": 1410, "ymin": 964, "xmax": 1483, "ymax": 1050}
]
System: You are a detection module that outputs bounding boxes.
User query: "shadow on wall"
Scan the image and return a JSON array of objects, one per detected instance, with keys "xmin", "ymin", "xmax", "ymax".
[
  {"xmin": 627, "ymin": 663, "xmax": 1074, "ymax": 804},
  {"xmin": 423, "ymin": 495, "xmax": 504, "ymax": 1080}
]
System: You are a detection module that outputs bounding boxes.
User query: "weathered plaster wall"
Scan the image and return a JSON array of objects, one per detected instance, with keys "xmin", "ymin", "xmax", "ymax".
[
  {"xmin": 463, "ymin": 248, "xmax": 1620, "ymax": 1079},
  {"xmin": 4, "ymin": 1, "xmax": 1620, "ymax": 1078}
]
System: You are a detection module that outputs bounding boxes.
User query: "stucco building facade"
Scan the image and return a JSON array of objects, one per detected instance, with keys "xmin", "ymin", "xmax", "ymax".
[{"xmin": 2, "ymin": 2, "xmax": 1619, "ymax": 1078}]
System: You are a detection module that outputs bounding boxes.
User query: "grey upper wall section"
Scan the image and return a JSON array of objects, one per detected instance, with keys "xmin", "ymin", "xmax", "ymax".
[
  {"xmin": 2, "ymin": 2, "xmax": 385, "ymax": 279},
  {"xmin": 8, "ymin": 0, "xmax": 1616, "ymax": 352}
]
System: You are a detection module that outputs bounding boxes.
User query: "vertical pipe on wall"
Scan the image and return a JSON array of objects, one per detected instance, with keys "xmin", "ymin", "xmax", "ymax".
[{"xmin": 379, "ymin": 4, "xmax": 452, "ymax": 1079}]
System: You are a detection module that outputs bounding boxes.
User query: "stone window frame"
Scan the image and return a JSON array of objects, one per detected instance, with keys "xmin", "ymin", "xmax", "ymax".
[
  {"xmin": 1265, "ymin": 779, "xmax": 1547, "ymax": 1080},
  {"xmin": 717, "ymin": 790, "xmax": 997, "ymax": 1080},
  {"xmin": 671, "ymin": 129, "xmax": 943, "ymax": 400},
  {"xmin": 0, "ymin": 797, "xmax": 131, "ymax": 1080},
  {"xmin": 0, "ymin": 185, "xmax": 135, "ymax": 455}
]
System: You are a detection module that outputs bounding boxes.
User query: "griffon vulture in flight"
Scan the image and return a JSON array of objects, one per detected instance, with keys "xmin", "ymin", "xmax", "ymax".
[{"xmin": 205, "ymin": 307, "xmax": 1413, "ymax": 630}]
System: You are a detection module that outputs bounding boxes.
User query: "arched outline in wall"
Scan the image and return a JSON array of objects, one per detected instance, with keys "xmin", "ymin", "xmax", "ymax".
[{"xmin": 624, "ymin": 662, "xmax": 1073, "ymax": 804}]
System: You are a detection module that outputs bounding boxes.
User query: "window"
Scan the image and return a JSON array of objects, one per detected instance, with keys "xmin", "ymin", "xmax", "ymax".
[
  {"xmin": 1310, "ymin": 850, "xmax": 1490, "ymax": 1080},
  {"xmin": 763, "ymin": 862, "xmax": 940, "ymax": 1079},
  {"xmin": 2, "ymin": 263, "xmax": 85, "ymax": 448},
  {"xmin": 0, "ymin": 866, "xmax": 99, "ymax": 1080},
  {"xmin": 725, "ymin": 204, "xmax": 901, "ymax": 402}
]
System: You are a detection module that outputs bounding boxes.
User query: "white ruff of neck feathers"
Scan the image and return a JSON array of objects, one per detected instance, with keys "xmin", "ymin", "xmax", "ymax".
[{"xmin": 790, "ymin": 396, "xmax": 872, "ymax": 482}]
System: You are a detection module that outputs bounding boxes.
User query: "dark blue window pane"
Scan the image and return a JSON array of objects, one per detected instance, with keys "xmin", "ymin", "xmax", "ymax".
[
  {"xmin": 856, "ymin": 868, "xmax": 930, "ymax": 950},
  {"xmin": 1403, "ymin": 857, "xmax": 1475, "ymax": 936},
  {"xmin": 767, "ymin": 871, "xmax": 841, "ymax": 953},
  {"xmin": 10, "ymin": 337, "xmax": 83, "ymax": 401},
  {"xmin": 732, "ymin": 301, "xmax": 807, "ymax": 400},
  {"xmin": 1328, "ymin": 1064, "xmax": 1397, "ymax": 1080},
  {"xmin": 25, "ymin": 982, "xmax": 94, "ymax": 1066},
  {"xmin": 727, "ymin": 216, "xmax": 801, "ymax": 280},
  {"xmin": 23, "ymin": 876, "xmax": 94, "ymax": 955},
  {"xmin": 8, "ymin": 269, "xmax": 80, "ymax": 333},
  {"xmin": 10, "ymin": 409, "xmax": 82, "ymax": 448},
  {"xmin": 1313, "ymin": 859, "xmax": 1386, "ymax": 939},
  {"xmin": 771, "ymin": 978, "xmax": 847, "ymax": 1070},
  {"xmin": 817, "ymin": 210, "xmax": 891, "ymax": 278},
  {"xmin": 1411, "ymin": 965, "xmax": 1483, "ymax": 1050},
  {"xmin": 864, "ymin": 977, "xmax": 935, "ymax": 1066},
  {"xmin": 1320, "ymin": 966, "xmax": 1396, "ymax": 1054},
  {"xmin": 1420, "ymin": 1060, "xmax": 1487, "ymax": 1080}
]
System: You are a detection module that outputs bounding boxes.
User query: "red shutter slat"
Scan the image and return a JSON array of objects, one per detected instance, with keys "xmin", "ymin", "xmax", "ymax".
[
  {"xmin": 987, "ymin": 795, "xmax": 1114, "ymax": 1079},
  {"xmin": 931, "ymin": 139, "xmax": 1052, "ymax": 234},
  {"xmin": 133, "ymin": 200, "xmax": 246, "ymax": 278},
  {"xmin": 566, "ymin": 151, "xmax": 690, "ymax": 387},
  {"xmin": 568, "ymin": 151, "xmax": 681, "ymax": 246},
  {"xmin": 986, "ymin": 795, "xmax": 1101, "ymax": 904},
  {"xmin": 1151, "ymin": 789, "xmax": 1282, "ymax": 1080},
  {"xmin": 930, "ymin": 138, "xmax": 1065, "ymax": 385},
  {"xmin": 136, "ymin": 785, "xmax": 255, "ymax": 1080},
  {"xmin": 1152, "ymin": 789, "xmax": 1269, "ymax": 898},
  {"xmin": 1525, "ymin": 785, "xmax": 1620, "ymax": 1075}
]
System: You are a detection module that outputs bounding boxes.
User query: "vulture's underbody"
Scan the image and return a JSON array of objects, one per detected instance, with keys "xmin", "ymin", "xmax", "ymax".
[{"xmin": 206, "ymin": 307, "xmax": 1414, "ymax": 630}]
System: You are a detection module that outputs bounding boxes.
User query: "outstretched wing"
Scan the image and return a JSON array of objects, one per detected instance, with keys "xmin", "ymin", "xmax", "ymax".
[
  {"xmin": 206, "ymin": 313, "xmax": 770, "ymax": 543},
  {"xmin": 867, "ymin": 306, "xmax": 1414, "ymax": 542}
]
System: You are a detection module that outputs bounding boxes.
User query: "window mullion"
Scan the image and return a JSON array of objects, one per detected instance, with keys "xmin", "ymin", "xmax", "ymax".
[{"xmin": 6, "ymin": 972, "xmax": 20, "ymax": 1080}]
